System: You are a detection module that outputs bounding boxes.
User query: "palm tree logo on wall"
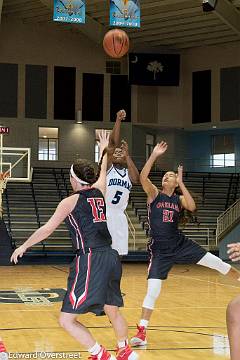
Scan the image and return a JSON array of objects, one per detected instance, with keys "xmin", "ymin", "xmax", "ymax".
[{"xmin": 147, "ymin": 61, "xmax": 164, "ymax": 80}]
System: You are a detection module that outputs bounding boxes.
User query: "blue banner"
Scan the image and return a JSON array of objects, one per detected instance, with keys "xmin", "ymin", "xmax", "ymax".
[
  {"xmin": 110, "ymin": 0, "xmax": 140, "ymax": 28},
  {"xmin": 53, "ymin": 0, "xmax": 85, "ymax": 24}
]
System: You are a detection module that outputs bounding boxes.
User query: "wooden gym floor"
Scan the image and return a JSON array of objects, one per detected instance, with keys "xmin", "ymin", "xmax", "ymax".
[{"xmin": 0, "ymin": 263, "xmax": 239, "ymax": 359}]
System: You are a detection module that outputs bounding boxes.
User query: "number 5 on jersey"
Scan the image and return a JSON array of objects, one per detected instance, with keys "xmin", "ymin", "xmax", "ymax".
[
  {"xmin": 112, "ymin": 190, "xmax": 123, "ymax": 205},
  {"xmin": 87, "ymin": 198, "xmax": 106, "ymax": 223}
]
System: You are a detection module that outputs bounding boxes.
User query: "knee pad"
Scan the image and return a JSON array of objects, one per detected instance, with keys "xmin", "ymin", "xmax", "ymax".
[
  {"xmin": 142, "ymin": 279, "xmax": 162, "ymax": 310},
  {"xmin": 197, "ymin": 252, "xmax": 231, "ymax": 275}
]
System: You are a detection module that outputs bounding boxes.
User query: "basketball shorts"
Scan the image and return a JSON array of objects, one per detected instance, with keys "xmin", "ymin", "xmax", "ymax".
[
  {"xmin": 61, "ymin": 246, "xmax": 123, "ymax": 315},
  {"xmin": 107, "ymin": 211, "xmax": 128, "ymax": 255},
  {"xmin": 147, "ymin": 235, "xmax": 207, "ymax": 280}
]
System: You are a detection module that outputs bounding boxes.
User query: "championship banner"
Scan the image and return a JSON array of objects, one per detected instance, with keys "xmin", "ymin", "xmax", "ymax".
[
  {"xmin": 53, "ymin": 0, "xmax": 86, "ymax": 24},
  {"xmin": 129, "ymin": 53, "xmax": 180, "ymax": 86},
  {"xmin": 110, "ymin": 0, "xmax": 141, "ymax": 28}
]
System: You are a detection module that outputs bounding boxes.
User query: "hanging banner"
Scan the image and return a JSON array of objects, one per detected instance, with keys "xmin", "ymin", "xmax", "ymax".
[
  {"xmin": 110, "ymin": 0, "xmax": 141, "ymax": 28},
  {"xmin": 53, "ymin": 0, "xmax": 86, "ymax": 24}
]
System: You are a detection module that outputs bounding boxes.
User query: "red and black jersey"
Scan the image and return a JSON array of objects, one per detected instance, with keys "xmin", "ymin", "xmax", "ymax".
[
  {"xmin": 65, "ymin": 188, "xmax": 112, "ymax": 252},
  {"xmin": 148, "ymin": 192, "xmax": 182, "ymax": 243}
]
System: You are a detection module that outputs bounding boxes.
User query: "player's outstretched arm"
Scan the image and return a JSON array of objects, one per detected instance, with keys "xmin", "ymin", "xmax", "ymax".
[
  {"xmin": 99, "ymin": 110, "xmax": 126, "ymax": 169},
  {"xmin": 177, "ymin": 165, "xmax": 196, "ymax": 212},
  {"xmin": 109, "ymin": 109, "xmax": 126, "ymax": 148},
  {"xmin": 121, "ymin": 140, "xmax": 139, "ymax": 184},
  {"xmin": 140, "ymin": 141, "xmax": 168, "ymax": 203},
  {"xmin": 10, "ymin": 196, "xmax": 75, "ymax": 264},
  {"xmin": 94, "ymin": 130, "xmax": 110, "ymax": 196}
]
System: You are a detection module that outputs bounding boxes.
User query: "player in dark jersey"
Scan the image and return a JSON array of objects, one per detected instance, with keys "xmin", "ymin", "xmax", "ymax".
[
  {"xmin": 130, "ymin": 141, "xmax": 240, "ymax": 347},
  {"xmin": 226, "ymin": 242, "xmax": 240, "ymax": 360},
  {"xmin": 11, "ymin": 131, "xmax": 139, "ymax": 360}
]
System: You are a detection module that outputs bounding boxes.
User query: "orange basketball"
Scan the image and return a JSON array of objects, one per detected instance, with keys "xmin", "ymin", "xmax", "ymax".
[{"xmin": 103, "ymin": 29, "xmax": 129, "ymax": 58}]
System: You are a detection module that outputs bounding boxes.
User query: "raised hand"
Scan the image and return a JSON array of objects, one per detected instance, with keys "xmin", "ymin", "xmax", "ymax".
[
  {"xmin": 98, "ymin": 130, "xmax": 110, "ymax": 152},
  {"xmin": 10, "ymin": 245, "xmax": 27, "ymax": 264},
  {"xmin": 116, "ymin": 109, "xmax": 126, "ymax": 122},
  {"xmin": 152, "ymin": 141, "xmax": 168, "ymax": 157},
  {"xmin": 227, "ymin": 243, "xmax": 240, "ymax": 262},
  {"xmin": 177, "ymin": 165, "xmax": 183, "ymax": 185}
]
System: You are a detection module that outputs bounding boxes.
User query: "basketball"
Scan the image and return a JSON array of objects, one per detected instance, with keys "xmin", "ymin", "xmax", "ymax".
[{"xmin": 103, "ymin": 29, "xmax": 129, "ymax": 58}]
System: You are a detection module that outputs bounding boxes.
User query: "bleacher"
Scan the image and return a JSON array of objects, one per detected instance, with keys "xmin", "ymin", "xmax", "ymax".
[
  {"xmin": 3, "ymin": 168, "xmax": 72, "ymax": 256},
  {"xmin": 2, "ymin": 168, "xmax": 239, "ymax": 258}
]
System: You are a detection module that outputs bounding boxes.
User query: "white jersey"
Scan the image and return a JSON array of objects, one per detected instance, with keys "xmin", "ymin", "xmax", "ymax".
[
  {"xmin": 106, "ymin": 165, "xmax": 132, "ymax": 212},
  {"xmin": 106, "ymin": 165, "xmax": 132, "ymax": 255}
]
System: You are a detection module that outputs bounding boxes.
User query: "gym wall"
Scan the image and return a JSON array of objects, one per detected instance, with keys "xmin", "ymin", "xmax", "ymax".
[{"xmin": 0, "ymin": 18, "xmax": 240, "ymax": 170}]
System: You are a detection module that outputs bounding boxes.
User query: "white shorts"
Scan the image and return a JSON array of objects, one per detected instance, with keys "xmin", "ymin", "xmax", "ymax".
[{"xmin": 107, "ymin": 211, "xmax": 128, "ymax": 255}]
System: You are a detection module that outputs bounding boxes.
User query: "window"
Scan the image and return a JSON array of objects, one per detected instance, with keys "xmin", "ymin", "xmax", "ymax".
[
  {"xmin": 95, "ymin": 129, "xmax": 111, "ymax": 163},
  {"xmin": 210, "ymin": 153, "xmax": 235, "ymax": 167},
  {"xmin": 211, "ymin": 134, "xmax": 235, "ymax": 168},
  {"xmin": 38, "ymin": 127, "xmax": 58, "ymax": 161}
]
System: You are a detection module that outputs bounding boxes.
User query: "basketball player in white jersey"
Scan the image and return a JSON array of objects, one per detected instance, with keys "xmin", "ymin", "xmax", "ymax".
[{"xmin": 106, "ymin": 110, "xmax": 139, "ymax": 255}]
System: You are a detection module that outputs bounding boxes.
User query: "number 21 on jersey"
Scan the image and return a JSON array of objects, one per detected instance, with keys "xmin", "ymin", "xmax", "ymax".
[{"xmin": 87, "ymin": 198, "xmax": 106, "ymax": 223}]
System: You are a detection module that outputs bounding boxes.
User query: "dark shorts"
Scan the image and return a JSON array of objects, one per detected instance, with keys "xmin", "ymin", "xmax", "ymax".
[
  {"xmin": 61, "ymin": 247, "xmax": 123, "ymax": 315},
  {"xmin": 147, "ymin": 235, "xmax": 207, "ymax": 280}
]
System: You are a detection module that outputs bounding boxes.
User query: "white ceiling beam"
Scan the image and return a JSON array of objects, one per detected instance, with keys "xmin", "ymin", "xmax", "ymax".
[
  {"xmin": 4, "ymin": 8, "xmax": 50, "ymax": 19},
  {"xmin": 95, "ymin": 6, "xmax": 202, "ymax": 24},
  {"xmin": 87, "ymin": 0, "xmax": 196, "ymax": 10},
  {"xmin": 213, "ymin": 0, "xmax": 240, "ymax": 35},
  {"xmin": 232, "ymin": 0, "xmax": 240, "ymax": 6},
  {"xmin": 141, "ymin": 0, "xmax": 196, "ymax": 9},
  {"xmin": 89, "ymin": 0, "xmax": 196, "ymax": 16},
  {"xmin": 177, "ymin": 35, "xmax": 239, "ymax": 48},
  {"xmin": 3, "ymin": 4, "xmax": 45, "ymax": 15},
  {"xmin": 3, "ymin": 0, "xmax": 41, "ymax": 8},
  {"xmin": 130, "ymin": 19, "xmax": 222, "ymax": 39},
  {"xmin": 149, "ymin": 28, "xmax": 234, "ymax": 46},
  {"xmin": 129, "ymin": 13, "xmax": 215, "ymax": 33},
  {"xmin": 3, "ymin": 0, "xmax": 31, "ymax": 5},
  {"xmin": 136, "ymin": 24, "xmax": 228, "ymax": 44},
  {"xmin": 22, "ymin": 14, "xmax": 52, "ymax": 23}
]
